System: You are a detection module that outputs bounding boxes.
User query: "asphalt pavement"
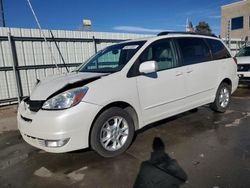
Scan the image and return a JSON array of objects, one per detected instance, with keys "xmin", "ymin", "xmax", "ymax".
[{"xmin": 0, "ymin": 87, "xmax": 250, "ymax": 188}]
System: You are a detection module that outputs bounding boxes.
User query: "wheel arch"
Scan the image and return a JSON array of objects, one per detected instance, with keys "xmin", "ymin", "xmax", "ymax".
[
  {"xmin": 221, "ymin": 78, "xmax": 232, "ymax": 87},
  {"xmin": 88, "ymin": 101, "xmax": 139, "ymax": 147}
]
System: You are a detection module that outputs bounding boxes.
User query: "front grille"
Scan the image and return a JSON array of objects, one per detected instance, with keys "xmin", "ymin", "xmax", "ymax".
[
  {"xmin": 28, "ymin": 100, "xmax": 44, "ymax": 112},
  {"xmin": 24, "ymin": 97, "xmax": 44, "ymax": 112},
  {"xmin": 238, "ymin": 64, "xmax": 250, "ymax": 72}
]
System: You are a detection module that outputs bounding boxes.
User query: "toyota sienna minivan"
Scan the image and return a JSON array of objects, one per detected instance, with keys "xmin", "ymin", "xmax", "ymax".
[{"xmin": 18, "ymin": 32, "xmax": 239, "ymax": 157}]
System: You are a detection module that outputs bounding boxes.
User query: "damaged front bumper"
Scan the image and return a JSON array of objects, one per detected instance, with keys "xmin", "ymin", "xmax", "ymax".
[{"xmin": 17, "ymin": 100, "xmax": 102, "ymax": 153}]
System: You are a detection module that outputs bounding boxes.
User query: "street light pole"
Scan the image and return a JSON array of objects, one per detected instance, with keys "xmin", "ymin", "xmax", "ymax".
[{"xmin": 0, "ymin": 0, "xmax": 5, "ymax": 27}]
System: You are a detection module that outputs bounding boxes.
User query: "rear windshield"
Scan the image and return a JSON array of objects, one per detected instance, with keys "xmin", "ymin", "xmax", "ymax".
[
  {"xmin": 236, "ymin": 46, "xmax": 250, "ymax": 57},
  {"xmin": 206, "ymin": 39, "xmax": 231, "ymax": 60}
]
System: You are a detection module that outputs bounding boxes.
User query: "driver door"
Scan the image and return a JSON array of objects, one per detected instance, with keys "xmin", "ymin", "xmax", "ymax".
[{"xmin": 136, "ymin": 39, "xmax": 187, "ymax": 124}]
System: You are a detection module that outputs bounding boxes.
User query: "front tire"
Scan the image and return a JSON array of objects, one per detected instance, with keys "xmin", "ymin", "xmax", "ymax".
[
  {"xmin": 90, "ymin": 107, "xmax": 135, "ymax": 157},
  {"xmin": 210, "ymin": 82, "xmax": 231, "ymax": 113}
]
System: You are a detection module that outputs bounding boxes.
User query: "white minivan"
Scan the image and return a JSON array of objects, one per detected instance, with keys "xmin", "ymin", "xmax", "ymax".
[{"xmin": 18, "ymin": 32, "xmax": 239, "ymax": 157}]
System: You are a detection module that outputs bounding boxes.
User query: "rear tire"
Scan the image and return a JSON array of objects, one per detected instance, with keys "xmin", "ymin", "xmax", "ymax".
[
  {"xmin": 210, "ymin": 82, "xmax": 231, "ymax": 113},
  {"xmin": 90, "ymin": 107, "xmax": 135, "ymax": 157}
]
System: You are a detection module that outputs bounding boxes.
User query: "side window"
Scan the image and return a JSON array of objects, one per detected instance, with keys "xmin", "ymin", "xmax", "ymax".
[
  {"xmin": 206, "ymin": 39, "xmax": 231, "ymax": 60},
  {"xmin": 176, "ymin": 37, "xmax": 211, "ymax": 65},
  {"xmin": 139, "ymin": 39, "xmax": 178, "ymax": 71}
]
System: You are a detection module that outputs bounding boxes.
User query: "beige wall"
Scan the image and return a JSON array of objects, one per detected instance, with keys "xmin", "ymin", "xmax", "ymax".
[{"xmin": 221, "ymin": 0, "xmax": 250, "ymax": 39}]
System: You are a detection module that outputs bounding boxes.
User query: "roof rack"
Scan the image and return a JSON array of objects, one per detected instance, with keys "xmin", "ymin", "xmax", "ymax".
[{"xmin": 157, "ymin": 31, "xmax": 217, "ymax": 38}]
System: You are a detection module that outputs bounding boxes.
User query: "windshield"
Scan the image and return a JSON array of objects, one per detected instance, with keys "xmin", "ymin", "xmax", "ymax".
[
  {"xmin": 77, "ymin": 41, "xmax": 146, "ymax": 73},
  {"xmin": 236, "ymin": 46, "xmax": 250, "ymax": 57}
]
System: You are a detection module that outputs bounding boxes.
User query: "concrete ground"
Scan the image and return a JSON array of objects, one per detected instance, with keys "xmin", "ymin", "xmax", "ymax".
[{"xmin": 0, "ymin": 87, "xmax": 250, "ymax": 188}]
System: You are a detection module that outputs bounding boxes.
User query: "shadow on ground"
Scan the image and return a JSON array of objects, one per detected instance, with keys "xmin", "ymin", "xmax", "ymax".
[{"xmin": 134, "ymin": 137, "xmax": 187, "ymax": 188}]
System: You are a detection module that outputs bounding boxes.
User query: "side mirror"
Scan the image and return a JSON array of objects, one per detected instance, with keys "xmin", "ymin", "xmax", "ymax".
[{"xmin": 139, "ymin": 60, "xmax": 158, "ymax": 74}]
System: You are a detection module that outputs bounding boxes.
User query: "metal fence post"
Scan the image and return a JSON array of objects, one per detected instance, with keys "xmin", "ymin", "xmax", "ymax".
[
  {"xmin": 7, "ymin": 32, "xmax": 23, "ymax": 103},
  {"xmin": 93, "ymin": 36, "xmax": 97, "ymax": 53}
]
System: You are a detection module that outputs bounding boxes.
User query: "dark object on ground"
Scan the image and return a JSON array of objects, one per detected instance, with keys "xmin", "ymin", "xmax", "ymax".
[{"xmin": 134, "ymin": 137, "xmax": 187, "ymax": 188}]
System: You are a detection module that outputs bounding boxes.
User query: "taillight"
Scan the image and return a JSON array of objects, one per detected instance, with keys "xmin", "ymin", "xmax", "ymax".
[{"xmin": 233, "ymin": 57, "xmax": 237, "ymax": 64}]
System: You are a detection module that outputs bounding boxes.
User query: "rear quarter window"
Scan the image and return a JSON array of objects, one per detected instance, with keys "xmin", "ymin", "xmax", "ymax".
[
  {"xmin": 206, "ymin": 39, "xmax": 231, "ymax": 60},
  {"xmin": 176, "ymin": 37, "xmax": 212, "ymax": 65}
]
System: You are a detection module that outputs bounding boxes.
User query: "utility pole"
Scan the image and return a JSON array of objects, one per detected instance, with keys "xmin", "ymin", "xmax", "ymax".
[
  {"xmin": 226, "ymin": 20, "xmax": 231, "ymax": 49},
  {"xmin": 0, "ymin": 0, "xmax": 6, "ymax": 27}
]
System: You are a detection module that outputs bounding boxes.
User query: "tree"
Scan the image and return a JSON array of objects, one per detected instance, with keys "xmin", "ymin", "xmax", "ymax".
[{"xmin": 195, "ymin": 22, "xmax": 212, "ymax": 35}]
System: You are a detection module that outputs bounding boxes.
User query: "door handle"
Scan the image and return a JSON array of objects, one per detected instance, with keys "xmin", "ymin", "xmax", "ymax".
[
  {"xmin": 186, "ymin": 70, "xmax": 193, "ymax": 73},
  {"xmin": 176, "ymin": 72, "xmax": 183, "ymax": 76}
]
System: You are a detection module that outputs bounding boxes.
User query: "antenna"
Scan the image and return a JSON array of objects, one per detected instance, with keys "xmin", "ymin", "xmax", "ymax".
[{"xmin": 26, "ymin": 0, "xmax": 60, "ymax": 73}]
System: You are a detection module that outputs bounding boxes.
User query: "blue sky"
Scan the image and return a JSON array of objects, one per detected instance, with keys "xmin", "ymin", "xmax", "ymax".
[{"xmin": 4, "ymin": 0, "xmax": 239, "ymax": 35}]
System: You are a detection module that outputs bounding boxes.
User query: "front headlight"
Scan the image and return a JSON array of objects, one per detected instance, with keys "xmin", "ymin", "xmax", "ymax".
[{"xmin": 42, "ymin": 86, "xmax": 89, "ymax": 110}]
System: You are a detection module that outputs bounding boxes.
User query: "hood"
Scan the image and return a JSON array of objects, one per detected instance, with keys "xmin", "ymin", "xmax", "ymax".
[
  {"xmin": 236, "ymin": 56, "xmax": 250, "ymax": 64},
  {"xmin": 30, "ymin": 72, "xmax": 108, "ymax": 100}
]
